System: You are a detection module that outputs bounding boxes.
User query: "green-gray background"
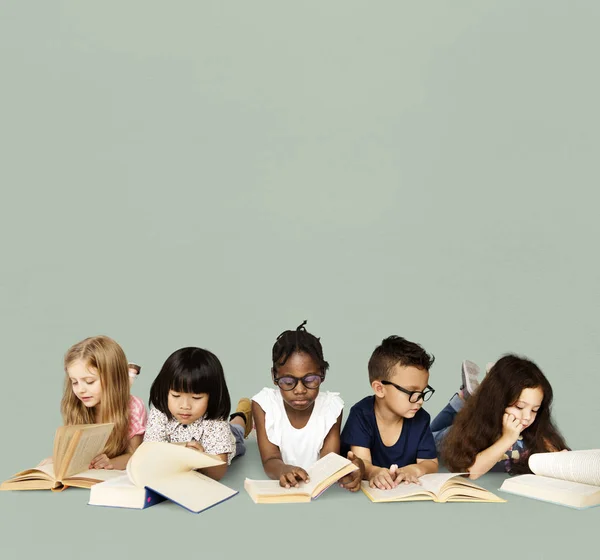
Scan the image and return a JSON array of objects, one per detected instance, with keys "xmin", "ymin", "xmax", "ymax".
[{"xmin": 1, "ymin": 1, "xmax": 598, "ymax": 559}]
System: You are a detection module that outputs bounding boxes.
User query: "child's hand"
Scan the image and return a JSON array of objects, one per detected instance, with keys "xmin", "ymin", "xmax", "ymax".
[
  {"xmin": 394, "ymin": 464, "xmax": 422, "ymax": 485},
  {"xmin": 338, "ymin": 451, "xmax": 364, "ymax": 492},
  {"xmin": 185, "ymin": 441, "xmax": 205, "ymax": 452},
  {"xmin": 279, "ymin": 465, "xmax": 310, "ymax": 489},
  {"xmin": 89, "ymin": 454, "xmax": 114, "ymax": 470},
  {"xmin": 502, "ymin": 412, "xmax": 523, "ymax": 444},
  {"xmin": 369, "ymin": 467, "xmax": 397, "ymax": 490}
]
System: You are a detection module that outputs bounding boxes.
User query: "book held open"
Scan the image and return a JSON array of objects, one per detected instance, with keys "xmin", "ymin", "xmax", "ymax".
[
  {"xmin": 244, "ymin": 452, "xmax": 358, "ymax": 503},
  {"xmin": 89, "ymin": 441, "xmax": 238, "ymax": 513},
  {"xmin": 0, "ymin": 423, "xmax": 123, "ymax": 491},
  {"xmin": 361, "ymin": 472, "xmax": 505, "ymax": 503},
  {"xmin": 499, "ymin": 449, "xmax": 600, "ymax": 509}
]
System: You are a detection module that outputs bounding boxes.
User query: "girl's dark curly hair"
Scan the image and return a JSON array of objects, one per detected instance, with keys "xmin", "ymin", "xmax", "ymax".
[{"xmin": 441, "ymin": 354, "xmax": 568, "ymax": 475}]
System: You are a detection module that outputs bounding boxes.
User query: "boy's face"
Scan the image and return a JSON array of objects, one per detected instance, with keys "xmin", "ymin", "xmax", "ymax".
[{"xmin": 375, "ymin": 364, "xmax": 430, "ymax": 418}]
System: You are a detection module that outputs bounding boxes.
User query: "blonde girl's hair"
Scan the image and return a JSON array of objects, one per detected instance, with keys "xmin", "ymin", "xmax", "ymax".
[{"xmin": 61, "ymin": 335, "xmax": 130, "ymax": 458}]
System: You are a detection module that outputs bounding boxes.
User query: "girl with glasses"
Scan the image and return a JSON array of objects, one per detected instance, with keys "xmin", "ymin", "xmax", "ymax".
[
  {"xmin": 434, "ymin": 355, "xmax": 568, "ymax": 479},
  {"xmin": 252, "ymin": 321, "xmax": 364, "ymax": 491}
]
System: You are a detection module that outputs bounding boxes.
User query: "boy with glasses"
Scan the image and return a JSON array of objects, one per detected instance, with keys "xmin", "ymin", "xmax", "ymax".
[{"xmin": 341, "ymin": 336, "xmax": 438, "ymax": 490}]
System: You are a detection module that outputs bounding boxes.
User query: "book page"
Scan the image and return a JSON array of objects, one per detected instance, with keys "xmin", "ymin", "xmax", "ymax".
[
  {"xmin": 127, "ymin": 442, "xmax": 224, "ymax": 487},
  {"xmin": 0, "ymin": 463, "xmax": 56, "ymax": 487},
  {"xmin": 361, "ymin": 480, "xmax": 434, "ymax": 501},
  {"xmin": 504, "ymin": 474, "xmax": 600, "ymax": 496},
  {"xmin": 53, "ymin": 425, "xmax": 79, "ymax": 476},
  {"xmin": 33, "ymin": 463, "xmax": 55, "ymax": 479},
  {"xmin": 84, "ymin": 473, "xmax": 134, "ymax": 488},
  {"xmin": 147, "ymin": 470, "xmax": 237, "ymax": 513},
  {"xmin": 66, "ymin": 469, "xmax": 125, "ymax": 482},
  {"xmin": 303, "ymin": 452, "xmax": 354, "ymax": 495},
  {"xmin": 417, "ymin": 473, "xmax": 469, "ymax": 495},
  {"xmin": 501, "ymin": 474, "xmax": 600, "ymax": 508},
  {"xmin": 244, "ymin": 478, "xmax": 309, "ymax": 497},
  {"xmin": 60, "ymin": 424, "xmax": 114, "ymax": 479},
  {"xmin": 529, "ymin": 450, "xmax": 600, "ymax": 486}
]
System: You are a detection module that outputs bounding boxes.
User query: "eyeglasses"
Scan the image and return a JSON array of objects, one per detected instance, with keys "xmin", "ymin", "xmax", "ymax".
[
  {"xmin": 273, "ymin": 374, "xmax": 325, "ymax": 391},
  {"xmin": 381, "ymin": 380, "xmax": 435, "ymax": 403}
]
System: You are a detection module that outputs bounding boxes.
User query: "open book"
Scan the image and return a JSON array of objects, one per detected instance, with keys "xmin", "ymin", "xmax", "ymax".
[
  {"xmin": 89, "ymin": 442, "xmax": 238, "ymax": 513},
  {"xmin": 0, "ymin": 424, "xmax": 124, "ymax": 491},
  {"xmin": 361, "ymin": 473, "xmax": 505, "ymax": 503},
  {"xmin": 244, "ymin": 452, "xmax": 358, "ymax": 504},
  {"xmin": 499, "ymin": 449, "xmax": 600, "ymax": 509}
]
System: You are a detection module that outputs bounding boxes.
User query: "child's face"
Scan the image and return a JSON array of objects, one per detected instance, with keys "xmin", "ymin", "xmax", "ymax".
[
  {"xmin": 168, "ymin": 390, "xmax": 209, "ymax": 425},
  {"xmin": 67, "ymin": 359, "xmax": 103, "ymax": 408},
  {"xmin": 505, "ymin": 387, "xmax": 543, "ymax": 431},
  {"xmin": 273, "ymin": 351, "xmax": 322, "ymax": 412},
  {"xmin": 376, "ymin": 364, "xmax": 430, "ymax": 418}
]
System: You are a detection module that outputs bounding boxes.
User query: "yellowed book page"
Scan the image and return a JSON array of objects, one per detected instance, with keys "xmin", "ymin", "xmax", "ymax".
[
  {"xmin": 14, "ymin": 463, "xmax": 56, "ymax": 480},
  {"xmin": 146, "ymin": 470, "xmax": 237, "ymax": 513},
  {"xmin": 0, "ymin": 463, "xmax": 56, "ymax": 490},
  {"xmin": 127, "ymin": 442, "xmax": 224, "ymax": 487},
  {"xmin": 64, "ymin": 469, "xmax": 126, "ymax": 488},
  {"xmin": 360, "ymin": 481, "xmax": 434, "ymax": 502},
  {"xmin": 501, "ymin": 474, "xmax": 600, "ymax": 508},
  {"xmin": 53, "ymin": 425, "xmax": 80, "ymax": 476},
  {"xmin": 529, "ymin": 450, "xmax": 600, "ymax": 486},
  {"xmin": 60, "ymin": 424, "xmax": 114, "ymax": 480},
  {"xmin": 0, "ymin": 478, "xmax": 57, "ymax": 491}
]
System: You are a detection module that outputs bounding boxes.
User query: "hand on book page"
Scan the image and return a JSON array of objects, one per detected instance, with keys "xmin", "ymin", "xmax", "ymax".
[
  {"xmin": 337, "ymin": 452, "xmax": 364, "ymax": 492},
  {"xmin": 244, "ymin": 453, "xmax": 358, "ymax": 504},
  {"xmin": 279, "ymin": 465, "xmax": 310, "ymax": 489},
  {"xmin": 184, "ymin": 440, "xmax": 205, "ymax": 453},
  {"xmin": 89, "ymin": 454, "xmax": 115, "ymax": 470},
  {"xmin": 369, "ymin": 467, "xmax": 398, "ymax": 490}
]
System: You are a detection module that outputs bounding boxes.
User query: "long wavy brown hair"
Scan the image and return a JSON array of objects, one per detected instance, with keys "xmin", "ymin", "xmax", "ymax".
[
  {"xmin": 61, "ymin": 336, "xmax": 131, "ymax": 458},
  {"xmin": 441, "ymin": 354, "xmax": 568, "ymax": 475}
]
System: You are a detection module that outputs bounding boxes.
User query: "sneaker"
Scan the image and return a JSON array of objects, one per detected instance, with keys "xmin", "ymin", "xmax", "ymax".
[
  {"xmin": 128, "ymin": 363, "xmax": 141, "ymax": 386},
  {"xmin": 460, "ymin": 360, "xmax": 480, "ymax": 398},
  {"xmin": 233, "ymin": 398, "xmax": 253, "ymax": 438}
]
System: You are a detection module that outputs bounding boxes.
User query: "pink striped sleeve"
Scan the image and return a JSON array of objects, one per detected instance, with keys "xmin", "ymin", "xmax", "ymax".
[{"xmin": 128, "ymin": 395, "xmax": 148, "ymax": 439}]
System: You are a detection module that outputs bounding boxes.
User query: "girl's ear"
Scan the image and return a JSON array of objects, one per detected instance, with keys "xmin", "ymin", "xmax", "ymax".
[
  {"xmin": 271, "ymin": 368, "xmax": 277, "ymax": 385},
  {"xmin": 372, "ymin": 380, "xmax": 385, "ymax": 398}
]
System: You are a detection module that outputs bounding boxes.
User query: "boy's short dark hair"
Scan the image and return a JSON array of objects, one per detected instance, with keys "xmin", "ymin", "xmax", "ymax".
[{"xmin": 368, "ymin": 336, "xmax": 435, "ymax": 383}]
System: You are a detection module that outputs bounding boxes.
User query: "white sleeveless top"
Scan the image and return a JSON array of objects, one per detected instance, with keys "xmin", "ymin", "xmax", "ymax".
[{"xmin": 252, "ymin": 387, "xmax": 344, "ymax": 470}]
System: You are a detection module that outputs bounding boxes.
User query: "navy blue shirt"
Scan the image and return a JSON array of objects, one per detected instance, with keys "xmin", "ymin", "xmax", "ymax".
[{"xmin": 341, "ymin": 396, "xmax": 437, "ymax": 468}]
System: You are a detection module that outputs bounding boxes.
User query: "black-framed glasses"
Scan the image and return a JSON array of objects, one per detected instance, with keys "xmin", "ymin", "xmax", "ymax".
[
  {"xmin": 273, "ymin": 374, "xmax": 325, "ymax": 391},
  {"xmin": 381, "ymin": 380, "xmax": 435, "ymax": 403}
]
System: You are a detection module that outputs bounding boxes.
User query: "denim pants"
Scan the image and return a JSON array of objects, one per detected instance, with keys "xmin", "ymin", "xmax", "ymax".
[
  {"xmin": 230, "ymin": 423, "xmax": 246, "ymax": 458},
  {"xmin": 430, "ymin": 393, "xmax": 464, "ymax": 452}
]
